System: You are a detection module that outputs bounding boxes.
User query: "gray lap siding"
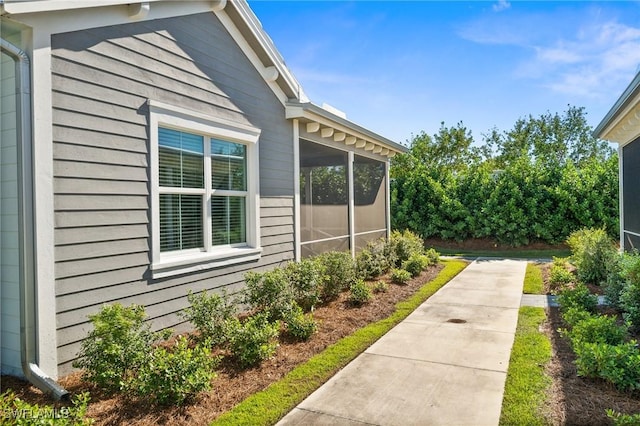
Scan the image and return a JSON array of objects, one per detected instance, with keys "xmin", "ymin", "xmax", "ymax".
[{"xmin": 51, "ymin": 12, "xmax": 294, "ymax": 374}]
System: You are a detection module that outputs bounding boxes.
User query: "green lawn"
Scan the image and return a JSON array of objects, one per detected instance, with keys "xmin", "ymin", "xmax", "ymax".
[
  {"xmin": 499, "ymin": 307, "xmax": 552, "ymax": 426},
  {"xmin": 523, "ymin": 262, "xmax": 545, "ymax": 294},
  {"xmin": 212, "ymin": 260, "xmax": 468, "ymax": 426}
]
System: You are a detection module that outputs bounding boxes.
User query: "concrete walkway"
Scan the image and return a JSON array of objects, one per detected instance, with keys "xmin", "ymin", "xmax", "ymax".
[{"xmin": 277, "ymin": 258, "xmax": 528, "ymax": 426}]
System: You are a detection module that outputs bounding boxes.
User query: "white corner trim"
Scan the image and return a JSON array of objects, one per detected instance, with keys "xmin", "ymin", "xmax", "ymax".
[{"xmin": 31, "ymin": 29, "xmax": 58, "ymax": 377}]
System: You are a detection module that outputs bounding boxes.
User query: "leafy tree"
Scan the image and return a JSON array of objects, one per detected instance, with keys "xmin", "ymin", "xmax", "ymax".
[
  {"xmin": 489, "ymin": 106, "xmax": 613, "ymax": 168},
  {"xmin": 391, "ymin": 105, "xmax": 618, "ymax": 246}
]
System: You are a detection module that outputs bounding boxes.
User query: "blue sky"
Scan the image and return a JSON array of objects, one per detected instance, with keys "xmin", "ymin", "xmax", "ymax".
[{"xmin": 248, "ymin": 1, "xmax": 640, "ymax": 145}]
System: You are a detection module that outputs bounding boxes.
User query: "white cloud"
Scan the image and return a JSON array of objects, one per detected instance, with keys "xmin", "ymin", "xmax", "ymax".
[
  {"xmin": 461, "ymin": 13, "xmax": 640, "ymax": 99},
  {"xmin": 533, "ymin": 21, "xmax": 640, "ymax": 98},
  {"xmin": 492, "ymin": 0, "xmax": 511, "ymax": 12}
]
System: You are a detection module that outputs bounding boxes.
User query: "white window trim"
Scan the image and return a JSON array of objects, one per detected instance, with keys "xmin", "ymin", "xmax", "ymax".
[{"xmin": 149, "ymin": 100, "xmax": 261, "ymax": 279}]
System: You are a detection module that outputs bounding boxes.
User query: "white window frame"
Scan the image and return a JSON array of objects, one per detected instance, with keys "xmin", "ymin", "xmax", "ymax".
[{"xmin": 149, "ymin": 100, "xmax": 261, "ymax": 279}]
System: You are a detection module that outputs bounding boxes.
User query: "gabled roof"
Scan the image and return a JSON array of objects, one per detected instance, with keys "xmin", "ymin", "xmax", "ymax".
[
  {"xmin": 1, "ymin": 0, "xmax": 403, "ymax": 153},
  {"xmin": 1, "ymin": 0, "xmax": 307, "ymax": 101},
  {"xmin": 594, "ymin": 71, "xmax": 640, "ymax": 145}
]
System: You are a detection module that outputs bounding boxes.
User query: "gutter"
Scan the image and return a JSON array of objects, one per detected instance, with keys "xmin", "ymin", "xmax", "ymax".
[{"xmin": 0, "ymin": 37, "xmax": 69, "ymax": 401}]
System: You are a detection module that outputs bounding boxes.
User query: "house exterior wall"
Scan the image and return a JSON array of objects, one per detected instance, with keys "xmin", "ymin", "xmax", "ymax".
[
  {"xmin": 0, "ymin": 31, "xmax": 22, "ymax": 376},
  {"xmin": 50, "ymin": 12, "xmax": 294, "ymax": 374},
  {"xmin": 622, "ymin": 137, "xmax": 640, "ymax": 251}
]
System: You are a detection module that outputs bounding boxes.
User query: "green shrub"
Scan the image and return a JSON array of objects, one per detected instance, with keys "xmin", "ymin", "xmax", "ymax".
[
  {"xmin": 284, "ymin": 258, "xmax": 325, "ymax": 312},
  {"xmin": 0, "ymin": 390, "xmax": 92, "ymax": 425},
  {"xmin": 402, "ymin": 254, "xmax": 430, "ymax": 277},
  {"xmin": 73, "ymin": 303, "xmax": 170, "ymax": 393},
  {"xmin": 573, "ymin": 340, "xmax": 640, "ymax": 392},
  {"xmin": 620, "ymin": 281, "xmax": 640, "ymax": 332},
  {"xmin": 179, "ymin": 289, "xmax": 236, "ymax": 347},
  {"xmin": 549, "ymin": 264, "xmax": 575, "ymax": 288},
  {"xmin": 604, "ymin": 255, "xmax": 625, "ymax": 309},
  {"xmin": 356, "ymin": 240, "xmax": 389, "ymax": 280},
  {"xmin": 136, "ymin": 336, "xmax": 218, "ymax": 406},
  {"xmin": 244, "ymin": 269, "xmax": 293, "ymax": 320},
  {"xmin": 552, "ymin": 256, "xmax": 570, "ymax": 267},
  {"xmin": 565, "ymin": 314, "xmax": 627, "ymax": 346},
  {"xmin": 561, "ymin": 306, "xmax": 593, "ymax": 328},
  {"xmin": 391, "ymin": 268, "xmax": 412, "ymax": 285},
  {"xmin": 610, "ymin": 252, "xmax": 640, "ymax": 331},
  {"xmin": 348, "ymin": 279, "xmax": 372, "ymax": 306},
  {"xmin": 557, "ymin": 284, "xmax": 598, "ymax": 313},
  {"xmin": 567, "ymin": 228, "xmax": 617, "ymax": 285},
  {"xmin": 372, "ymin": 280, "xmax": 389, "ymax": 293},
  {"xmin": 607, "ymin": 410, "xmax": 640, "ymax": 425},
  {"xmin": 389, "ymin": 230, "xmax": 425, "ymax": 267},
  {"xmin": 228, "ymin": 313, "xmax": 279, "ymax": 368},
  {"xmin": 283, "ymin": 303, "xmax": 317, "ymax": 341},
  {"xmin": 423, "ymin": 248, "xmax": 440, "ymax": 265},
  {"xmin": 316, "ymin": 251, "xmax": 356, "ymax": 301}
]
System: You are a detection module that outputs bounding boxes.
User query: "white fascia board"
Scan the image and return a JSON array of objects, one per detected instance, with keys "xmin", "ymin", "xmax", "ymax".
[
  {"xmin": 4, "ymin": 2, "xmax": 214, "ymax": 35},
  {"xmin": 2, "ymin": 0, "xmax": 162, "ymax": 15}
]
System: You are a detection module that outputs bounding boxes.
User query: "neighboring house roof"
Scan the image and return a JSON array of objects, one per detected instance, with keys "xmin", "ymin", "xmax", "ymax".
[
  {"xmin": 594, "ymin": 71, "xmax": 640, "ymax": 145},
  {"xmin": 1, "ymin": 0, "xmax": 405, "ymax": 154}
]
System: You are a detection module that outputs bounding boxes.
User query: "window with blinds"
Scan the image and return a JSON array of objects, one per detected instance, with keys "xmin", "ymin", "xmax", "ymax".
[
  {"xmin": 211, "ymin": 139, "xmax": 247, "ymax": 246},
  {"xmin": 158, "ymin": 128, "xmax": 247, "ymax": 253}
]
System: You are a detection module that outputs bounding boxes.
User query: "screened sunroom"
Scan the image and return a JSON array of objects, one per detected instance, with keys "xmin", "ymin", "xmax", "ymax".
[{"xmin": 287, "ymin": 102, "xmax": 406, "ymax": 259}]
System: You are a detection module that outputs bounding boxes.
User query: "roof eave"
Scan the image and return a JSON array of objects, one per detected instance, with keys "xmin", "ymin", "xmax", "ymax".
[
  {"xmin": 594, "ymin": 71, "xmax": 640, "ymax": 144},
  {"xmin": 226, "ymin": 0, "xmax": 307, "ymax": 102},
  {"xmin": 1, "ymin": 0, "xmax": 307, "ymax": 103},
  {"xmin": 1, "ymin": 0, "xmax": 156, "ymax": 15},
  {"xmin": 286, "ymin": 101, "xmax": 407, "ymax": 156}
]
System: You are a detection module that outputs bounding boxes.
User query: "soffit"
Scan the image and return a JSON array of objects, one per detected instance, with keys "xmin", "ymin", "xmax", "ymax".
[{"xmin": 595, "ymin": 71, "xmax": 640, "ymax": 147}]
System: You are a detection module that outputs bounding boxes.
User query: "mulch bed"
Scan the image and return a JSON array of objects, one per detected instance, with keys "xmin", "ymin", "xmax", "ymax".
[
  {"xmin": 543, "ymin": 307, "xmax": 640, "ymax": 425},
  {"xmin": 538, "ymin": 264, "xmax": 640, "ymax": 425},
  {"xmin": 1, "ymin": 264, "xmax": 444, "ymax": 425}
]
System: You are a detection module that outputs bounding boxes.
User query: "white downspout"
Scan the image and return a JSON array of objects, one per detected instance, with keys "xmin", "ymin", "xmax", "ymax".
[{"xmin": 0, "ymin": 37, "xmax": 69, "ymax": 401}]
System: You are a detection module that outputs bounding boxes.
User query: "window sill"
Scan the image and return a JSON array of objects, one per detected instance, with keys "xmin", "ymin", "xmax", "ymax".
[{"xmin": 152, "ymin": 246, "xmax": 262, "ymax": 279}]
